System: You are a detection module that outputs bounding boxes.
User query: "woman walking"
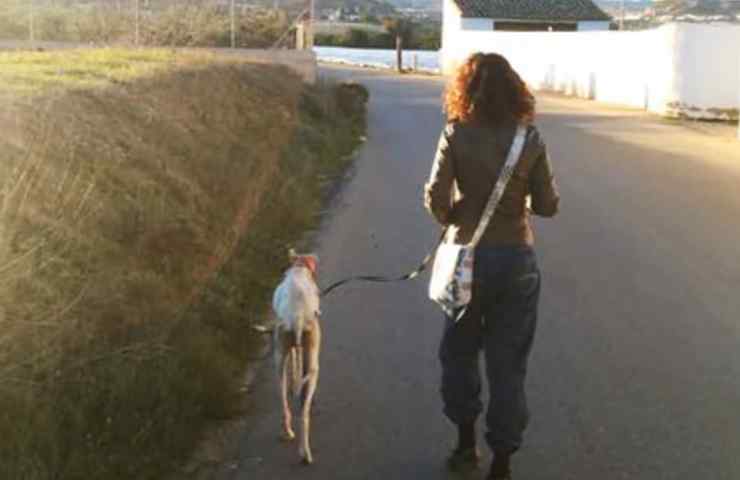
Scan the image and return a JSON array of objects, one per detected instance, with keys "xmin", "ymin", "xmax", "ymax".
[{"xmin": 424, "ymin": 53, "xmax": 560, "ymax": 479}]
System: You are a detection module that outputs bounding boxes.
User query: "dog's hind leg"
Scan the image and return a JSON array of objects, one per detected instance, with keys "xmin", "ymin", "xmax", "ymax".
[
  {"xmin": 275, "ymin": 329, "xmax": 295, "ymax": 441},
  {"xmin": 299, "ymin": 323, "xmax": 321, "ymax": 465},
  {"xmin": 293, "ymin": 344, "xmax": 304, "ymax": 399}
]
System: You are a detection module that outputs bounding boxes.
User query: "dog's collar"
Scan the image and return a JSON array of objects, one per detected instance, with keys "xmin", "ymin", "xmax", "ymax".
[{"xmin": 293, "ymin": 257, "xmax": 317, "ymax": 278}]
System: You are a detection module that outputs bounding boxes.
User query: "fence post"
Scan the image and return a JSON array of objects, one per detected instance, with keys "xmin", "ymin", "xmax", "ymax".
[
  {"xmin": 308, "ymin": 0, "xmax": 315, "ymax": 48},
  {"xmin": 296, "ymin": 21, "xmax": 305, "ymax": 50},
  {"xmin": 29, "ymin": 0, "xmax": 35, "ymax": 43},
  {"xmin": 230, "ymin": 0, "xmax": 236, "ymax": 48},
  {"xmin": 134, "ymin": 0, "xmax": 140, "ymax": 46}
]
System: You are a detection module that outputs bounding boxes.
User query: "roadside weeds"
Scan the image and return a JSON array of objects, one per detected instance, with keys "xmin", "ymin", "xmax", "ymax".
[{"xmin": 0, "ymin": 50, "xmax": 368, "ymax": 480}]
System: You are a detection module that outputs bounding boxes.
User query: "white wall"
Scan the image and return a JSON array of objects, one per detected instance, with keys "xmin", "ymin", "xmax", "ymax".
[
  {"xmin": 578, "ymin": 21, "xmax": 611, "ymax": 31},
  {"xmin": 441, "ymin": 22, "xmax": 740, "ymax": 120},
  {"xmin": 461, "ymin": 18, "xmax": 493, "ymax": 30},
  {"xmin": 669, "ymin": 23, "xmax": 740, "ymax": 119},
  {"xmin": 441, "ymin": 0, "xmax": 461, "ymax": 64}
]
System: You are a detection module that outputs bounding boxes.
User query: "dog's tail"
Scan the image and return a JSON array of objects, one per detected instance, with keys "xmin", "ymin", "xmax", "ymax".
[{"xmin": 293, "ymin": 314, "xmax": 304, "ymax": 352}]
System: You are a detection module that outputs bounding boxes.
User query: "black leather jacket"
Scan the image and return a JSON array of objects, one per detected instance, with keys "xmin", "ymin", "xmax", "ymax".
[{"xmin": 424, "ymin": 120, "xmax": 559, "ymax": 246}]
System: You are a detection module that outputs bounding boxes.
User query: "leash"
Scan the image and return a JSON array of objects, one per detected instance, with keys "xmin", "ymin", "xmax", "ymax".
[
  {"xmin": 319, "ymin": 229, "xmax": 447, "ymax": 297},
  {"xmin": 250, "ymin": 230, "xmax": 447, "ymax": 358}
]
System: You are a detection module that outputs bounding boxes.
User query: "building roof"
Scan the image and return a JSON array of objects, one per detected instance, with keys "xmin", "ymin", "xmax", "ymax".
[{"xmin": 454, "ymin": 0, "xmax": 612, "ymax": 21}]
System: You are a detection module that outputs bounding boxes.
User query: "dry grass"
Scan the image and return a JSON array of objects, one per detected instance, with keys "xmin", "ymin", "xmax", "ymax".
[
  {"xmin": 0, "ymin": 49, "xmax": 367, "ymax": 479},
  {"xmin": 0, "ymin": 2, "xmax": 291, "ymax": 48},
  {"xmin": 0, "ymin": 48, "xmax": 182, "ymax": 94}
]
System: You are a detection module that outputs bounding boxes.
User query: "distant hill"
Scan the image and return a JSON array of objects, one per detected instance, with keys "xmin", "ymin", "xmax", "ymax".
[
  {"xmin": 389, "ymin": 0, "xmax": 442, "ymax": 11},
  {"xmin": 315, "ymin": 0, "xmax": 739, "ymax": 23},
  {"xmin": 596, "ymin": 0, "xmax": 653, "ymax": 10},
  {"xmin": 318, "ymin": 0, "xmax": 397, "ymax": 14},
  {"xmin": 596, "ymin": 0, "xmax": 653, "ymax": 19},
  {"xmin": 599, "ymin": 0, "xmax": 740, "ymax": 27},
  {"xmin": 252, "ymin": 0, "xmax": 396, "ymax": 18},
  {"xmin": 382, "ymin": 0, "xmax": 649, "ymax": 14},
  {"xmin": 653, "ymin": 0, "xmax": 740, "ymax": 18}
]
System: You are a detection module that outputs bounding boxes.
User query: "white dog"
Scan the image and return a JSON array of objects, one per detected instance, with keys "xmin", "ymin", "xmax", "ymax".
[{"xmin": 272, "ymin": 249, "xmax": 321, "ymax": 465}]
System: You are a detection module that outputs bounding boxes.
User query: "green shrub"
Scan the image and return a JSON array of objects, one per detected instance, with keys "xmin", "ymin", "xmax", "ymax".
[{"xmin": 315, "ymin": 22, "xmax": 441, "ymax": 50}]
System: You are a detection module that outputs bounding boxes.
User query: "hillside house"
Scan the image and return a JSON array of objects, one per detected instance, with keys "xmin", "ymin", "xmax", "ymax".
[
  {"xmin": 443, "ymin": 0, "xmax": 612, "ymax": 35},
  {"xmin": 441, "ymin": 0, "xmax": 613, "ymax": 73}
]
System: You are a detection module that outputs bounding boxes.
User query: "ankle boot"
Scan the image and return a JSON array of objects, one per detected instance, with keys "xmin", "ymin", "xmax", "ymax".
[
  {"xmin": 457, "ymin": 422, "xmax": 475, "ymax": 450},
  {"xmin": 446, "ymin": 423, "xmax": 479, "ymax": 472},
  {"xmin": 487, "ymin": 449, "xmax": 512, "ymax": 479}
]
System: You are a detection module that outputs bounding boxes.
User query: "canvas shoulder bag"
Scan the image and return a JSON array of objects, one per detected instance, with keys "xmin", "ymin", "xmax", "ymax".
[{"xmin": 428, "ymin": 125, "xmax": 529, "ymax": 321}]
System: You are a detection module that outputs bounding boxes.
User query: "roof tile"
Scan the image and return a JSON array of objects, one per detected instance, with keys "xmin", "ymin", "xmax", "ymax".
[{"xmin": 454, "ymin": 0, "xmax": 612, "ymax": 21}]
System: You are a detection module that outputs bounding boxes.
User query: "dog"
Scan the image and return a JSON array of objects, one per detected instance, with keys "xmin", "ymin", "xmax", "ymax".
[{"xmin": 272, "ymin": 249, "xmax": 321, "ymax": 465}]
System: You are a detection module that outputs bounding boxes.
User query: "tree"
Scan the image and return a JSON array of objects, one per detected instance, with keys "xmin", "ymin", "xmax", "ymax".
[
  {"xmin": 345, "ymin": 28, "xmax": 369, "ymax": 47},
  {"xmin": 653, "ymin": 0, "xmax": 691, "ymax": 16},
  {"xmin": 382, "ymin": 17, "xmax": 414, "ymax": 73}
]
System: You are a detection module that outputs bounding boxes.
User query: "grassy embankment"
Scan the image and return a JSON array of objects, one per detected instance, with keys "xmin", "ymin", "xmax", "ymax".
[{"xmin": 0, "ymin": 48, "xmax": 367, "ymax": 479}]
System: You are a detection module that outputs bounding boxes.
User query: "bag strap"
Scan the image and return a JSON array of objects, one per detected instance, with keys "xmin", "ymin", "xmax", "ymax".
[
  {"xmin": 320, "ymin": 126, "xmax": 528, "ymax": 298},
  {"xmin": 469, "ymin": 125, "xmax": 529, "ymax": 247}
]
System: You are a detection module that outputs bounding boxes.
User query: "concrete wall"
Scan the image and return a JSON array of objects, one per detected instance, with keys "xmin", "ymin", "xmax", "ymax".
[
  {"xmin": 213, "ymin": 49, "xmax": 318, "ymax": 84},
  {"xmin": 578, "ymin": 21, "xmax": 611, "ymax": 31},
  {"xmin": 461, "ymin": 18, "xmax": 493, "ymax": 30},
  {"xmin": 440, "ymin": 21, "xmax": 740, "ymax": 119},
  {"xmin": 668, "ymin": 24, "xmax": 740, "ymax": 119},
  {"xmin": 441, "ymin": 0, "xmax": 460, "ymax": 57}
]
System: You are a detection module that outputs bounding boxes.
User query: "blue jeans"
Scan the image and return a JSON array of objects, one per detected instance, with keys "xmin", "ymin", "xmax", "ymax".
[{"xmin": 439, "ymin": 245, "xmax": 540, "ymax": 453}]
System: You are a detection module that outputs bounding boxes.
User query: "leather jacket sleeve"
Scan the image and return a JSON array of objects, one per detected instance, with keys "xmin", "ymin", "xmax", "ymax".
[
  {"xmin": 528, "ymin": 130, "xmax": 560, "ymax": 218},
  {"xmin": 424, "ymin": 124, "xmax": 456, "ymax": 225}
]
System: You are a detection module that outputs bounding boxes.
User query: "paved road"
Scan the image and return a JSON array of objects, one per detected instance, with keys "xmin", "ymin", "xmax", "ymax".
[{"xmin": 219, "ymin": 65, "xmax": 740, "ymax": 480}]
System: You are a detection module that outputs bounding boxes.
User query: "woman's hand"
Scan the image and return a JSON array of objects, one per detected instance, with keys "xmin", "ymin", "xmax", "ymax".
[{"xmin": 448, "ymin": 198, "xmax": 468, "ymax": 224}]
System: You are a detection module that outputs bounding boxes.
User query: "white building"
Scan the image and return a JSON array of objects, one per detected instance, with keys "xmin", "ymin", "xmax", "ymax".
[
  {"xmin": 439, "ymin": 20, "xmax": 740, "ymax": 121},
  {"xmin": 442, "ymin": 0, "xmax": 612, "ymax": 72}
]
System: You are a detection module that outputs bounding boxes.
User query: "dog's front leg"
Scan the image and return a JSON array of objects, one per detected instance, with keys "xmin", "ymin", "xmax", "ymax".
[{"xmin": 299, "ymin": 323, "xmax": 321, "ymax": 465}]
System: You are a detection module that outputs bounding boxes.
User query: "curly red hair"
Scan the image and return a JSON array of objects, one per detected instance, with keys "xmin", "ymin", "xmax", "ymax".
[{"xmin": 444, "ymin": 53, "xmax": 535, "ymax": 125}]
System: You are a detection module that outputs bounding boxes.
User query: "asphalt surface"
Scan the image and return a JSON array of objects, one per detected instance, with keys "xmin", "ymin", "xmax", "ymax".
[{"xmin": 218, "ymin": 65, "xmax": 740, "ymax": 480}]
